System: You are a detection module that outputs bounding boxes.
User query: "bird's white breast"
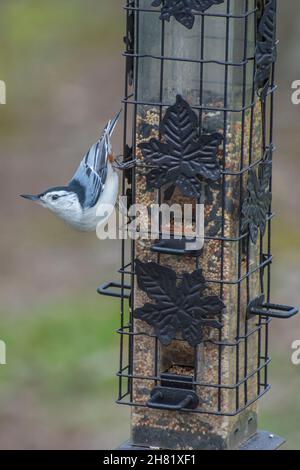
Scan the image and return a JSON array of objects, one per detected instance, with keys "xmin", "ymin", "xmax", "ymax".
[{"xmin": 76, "ymin": 164, "xmax": 119, "ymax": 232}]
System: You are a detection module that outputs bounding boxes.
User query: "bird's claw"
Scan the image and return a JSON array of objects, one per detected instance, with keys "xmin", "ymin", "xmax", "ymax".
[{"xmin": 113, "ymin": 156, "xmax": 137, "ymax": 171}]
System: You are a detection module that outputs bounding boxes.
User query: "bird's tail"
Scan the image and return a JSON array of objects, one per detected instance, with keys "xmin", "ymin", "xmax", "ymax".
[{"xmin": 105, "ymin": 109, "xmax": 122, "ymax": 137}]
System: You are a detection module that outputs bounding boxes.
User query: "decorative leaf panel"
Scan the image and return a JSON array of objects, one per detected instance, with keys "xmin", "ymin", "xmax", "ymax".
[
  {"xmin": 255, "ymin": 0, "xmax": 277, "ymax": 98},
  {"xmin": 134, "ymin": 259, "xmax": 225, "ymax": 347},
  {"xmin": 152, "ymin": 0, "xmax": 225, "ymax": 29},
  {"xmin": 242, "ymin": 151, "xmax": 272, "ymax": 244},
  {"xmin": 139, "ymin": 95, "xmax": 223, "ymax": 199}
]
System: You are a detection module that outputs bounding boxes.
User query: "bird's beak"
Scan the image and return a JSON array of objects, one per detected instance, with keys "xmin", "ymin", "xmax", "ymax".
[{"xmin": 20, "ymin": 194, "xmax": 40, "ymax": 202}]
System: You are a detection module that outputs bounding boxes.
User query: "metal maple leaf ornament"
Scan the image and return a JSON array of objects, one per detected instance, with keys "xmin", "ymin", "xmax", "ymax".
[
  {"xmin": 242, "ymin": 155, "xmax": 272, "ymax": 244},
  {"xmin": 139, "ymin": 95, "xmax": 223, "ymax": 200},
  {"xmin": 152, "ymin": 0, "xmax": 225, "ymax": 29},
  {"xmin": 134, "ymin": 259, "xmax": 225, "ymax": 347},
  {"xmin": 255, "ymin": 0, "xmax": 277, "ymax": 99}
]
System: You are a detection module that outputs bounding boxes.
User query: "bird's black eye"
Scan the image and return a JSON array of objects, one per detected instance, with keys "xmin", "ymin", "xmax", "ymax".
[{"xmin": 52, "ymin": 195, "xmax": 59, "ymax": 201}]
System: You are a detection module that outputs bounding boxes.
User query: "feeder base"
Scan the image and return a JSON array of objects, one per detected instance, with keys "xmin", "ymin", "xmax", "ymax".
[{"xmin": 118, "ymin": 431, "xmax": 285, "ymax": 451}]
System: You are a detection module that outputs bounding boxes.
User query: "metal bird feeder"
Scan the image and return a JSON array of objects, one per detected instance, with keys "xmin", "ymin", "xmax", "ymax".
[{"xmin": 99, "ymin": 0, "xmax": 298, "ymax": 450}]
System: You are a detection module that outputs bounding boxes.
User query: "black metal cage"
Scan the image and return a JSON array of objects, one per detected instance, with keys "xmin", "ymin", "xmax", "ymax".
[{"xmin": 99, "ymin": 0, "xmax": 298, "ymax": 450}]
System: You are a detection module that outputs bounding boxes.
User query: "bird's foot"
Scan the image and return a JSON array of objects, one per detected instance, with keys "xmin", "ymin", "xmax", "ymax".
[{"xmin": 113, "ymin": 155, "xmax": 137, "ymax": 171}]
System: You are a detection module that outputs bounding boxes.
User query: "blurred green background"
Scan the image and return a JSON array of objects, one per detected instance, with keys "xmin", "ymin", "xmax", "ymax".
[{"xmin": 0, "ymin": 0, "xmax": 299, "ymax": 449}]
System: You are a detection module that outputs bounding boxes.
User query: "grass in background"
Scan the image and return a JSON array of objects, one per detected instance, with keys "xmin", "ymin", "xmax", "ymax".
[
  {"xmin": 260, "ymin": 353, "xmax": 300, "ymax": 450},
  {"xmin": 0, "ymin": 294, "xmax": 130, "ymax": 448},
  {"xmin": 0, "ymin": 0, "xmax": 123, "ymax": 137},
  {"xmin": 0, "ymin": 294, "xmax": 120, "ymax": 399},
  {"xmin": 1, "ymin": 292, "xmax": 299, "ymax": 449},
  {"xmin": 272, "ymin": 218, "xmax": 300, "ymax": 255},
  {"xmin": 0, "ymin": 0, "xmax": 298, "ymax": 450}
]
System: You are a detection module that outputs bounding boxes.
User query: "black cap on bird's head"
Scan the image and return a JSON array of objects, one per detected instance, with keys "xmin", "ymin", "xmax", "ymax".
[
  {"xmin": 20, "ymin": 186, "xmax": 84, "ymax": 229},
  {"xmin": 20, "ymin": 186, "xmax": 72, "ymax": 206}
]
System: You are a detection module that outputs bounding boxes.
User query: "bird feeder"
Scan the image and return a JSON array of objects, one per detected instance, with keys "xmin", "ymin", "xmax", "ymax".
[{"xmin": 99, "ymin": 0, "xmax": 298, "ymax": 450}]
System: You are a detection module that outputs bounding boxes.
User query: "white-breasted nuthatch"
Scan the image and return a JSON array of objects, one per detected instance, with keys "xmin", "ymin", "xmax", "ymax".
[{"xmin": 21, "ymin": 111, "xmax": 121, "ymax": 231}]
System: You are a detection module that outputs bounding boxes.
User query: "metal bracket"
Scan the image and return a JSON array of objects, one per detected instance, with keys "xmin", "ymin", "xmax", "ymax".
[
  {"xmin": 97, "ymin": 281, "xmax": 131, "ymax": 299},
  {"xmin": 248, "ymin": 294, "xmax": 298, "ymax": 320},
  {"xmin": 249, "ymin": 302, "xmax": 298, "ymax": 320},
  {"xmin": 151, "ymin": 238, "xmax": 203, "ymax": 257},
  {"xmin": 147, "ymin": 386, "xmax": 199, "ymax": 411},
  {"xmin": 160, "ymin": 372, "xmax": 194, "ymax": 390}
]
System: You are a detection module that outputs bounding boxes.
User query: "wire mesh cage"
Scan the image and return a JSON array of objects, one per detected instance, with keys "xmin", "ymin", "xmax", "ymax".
[{"xmin": 99, "ymin": 0, "xmax": 298, "ymax": 450}]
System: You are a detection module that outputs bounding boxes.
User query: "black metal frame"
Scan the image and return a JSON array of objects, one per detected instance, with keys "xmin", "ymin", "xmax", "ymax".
[{"xmin": 98, "ymin": 0, "xmax": 298, "ymax": 418}]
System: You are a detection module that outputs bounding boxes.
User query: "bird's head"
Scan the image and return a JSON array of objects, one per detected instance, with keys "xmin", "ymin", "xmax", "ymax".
[{"xmin": 21, "ymin": 187, "xmax": 81, "ymax": 217}]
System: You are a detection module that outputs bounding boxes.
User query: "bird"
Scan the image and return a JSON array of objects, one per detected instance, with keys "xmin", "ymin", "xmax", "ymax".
[{"xmin": 21, "ymin": 111, "xmax": 121, "ymax": 232}]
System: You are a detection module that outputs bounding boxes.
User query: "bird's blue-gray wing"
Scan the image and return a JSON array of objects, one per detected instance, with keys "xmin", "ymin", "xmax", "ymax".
[
  {"xmin": 68, "ymin": 111, "xmax": 121, "ymax": 209},
  {"xmin": 83, "ymin": 134, "xmax": 110, "ymax": 174},
  {"xmin": 83, "ymin": 110, "xmax": 120, "ymax": 173},
  {"xmin": 69, "ymin": 137, "xmax": 109, "ymax": 209}
]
